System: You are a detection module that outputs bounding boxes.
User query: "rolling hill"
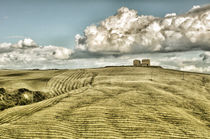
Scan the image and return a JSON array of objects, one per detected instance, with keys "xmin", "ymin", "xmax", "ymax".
[{"xmin": 0, "ymin": 67, "xmax": 209, "ymax": 138}]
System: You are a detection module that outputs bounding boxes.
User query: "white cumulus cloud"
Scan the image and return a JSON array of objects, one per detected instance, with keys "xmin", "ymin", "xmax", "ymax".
[
  {"xmin": 0, "ymin": 38, "xmax": 73, "ymax": 69},
  {"xmin": 0, "ymin": 5, "xmax": 210, "ymax": 73},
  {"xmin": 75, "ymin": 5, "xmax": 210, "ymax": 55}
]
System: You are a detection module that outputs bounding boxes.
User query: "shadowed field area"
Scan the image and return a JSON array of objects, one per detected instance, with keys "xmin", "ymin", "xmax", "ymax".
[{"xmin": 0, "ymin": 67, "xmax": 209, "ymax": 138}]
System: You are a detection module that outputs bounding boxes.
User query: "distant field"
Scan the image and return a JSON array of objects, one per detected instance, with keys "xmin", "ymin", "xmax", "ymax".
[{"xmin": 0, "ymin": 67, "xmax": 210, "ymax": 138}]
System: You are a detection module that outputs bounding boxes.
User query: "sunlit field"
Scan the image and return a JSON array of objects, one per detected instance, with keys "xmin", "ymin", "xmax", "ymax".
[{"xmin": 0, "ymin": 67, "xmax": 209, "ymax": 138}]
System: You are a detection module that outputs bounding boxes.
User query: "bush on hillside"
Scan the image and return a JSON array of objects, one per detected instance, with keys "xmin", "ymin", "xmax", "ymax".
[{"xmin": 0, "ymin": 88, "xmax": 46, "ymax": 111}]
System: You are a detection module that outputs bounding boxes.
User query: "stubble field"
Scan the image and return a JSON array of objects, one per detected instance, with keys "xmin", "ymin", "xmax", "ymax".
[{"xmin": 0, "ymin": 67, "xmax": 209, "ymax": 138}]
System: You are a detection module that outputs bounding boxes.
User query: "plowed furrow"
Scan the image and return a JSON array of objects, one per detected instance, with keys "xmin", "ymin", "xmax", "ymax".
[
  {"xmin": 0, "ymin": 88, "xmax": 87, "ymax": 125},
  {"xmin": 47, "ymin": 70, "xmax": 95, "ymax": 97}
]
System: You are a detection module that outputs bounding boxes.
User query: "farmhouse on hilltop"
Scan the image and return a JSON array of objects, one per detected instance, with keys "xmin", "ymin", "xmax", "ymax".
[
  {"xmin": 142, "ymin": 59, "xmax": 150, "ymax": 66},
  {"xmin": 133, "ymin": 59, "xmax": 150, "ymax": 67},
  {"xmin": 133, "ymin": 60, "xmax": 141, "ymax": 67}
]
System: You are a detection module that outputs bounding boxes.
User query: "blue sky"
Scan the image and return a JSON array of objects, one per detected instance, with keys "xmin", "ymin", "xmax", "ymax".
[
  {"xmin": 1, "ymin": 0, "xmax": 210, "ymax": 49},
  {"xmin": 0, "ymin": 0, "xmax": 210, "ymax": 72}
]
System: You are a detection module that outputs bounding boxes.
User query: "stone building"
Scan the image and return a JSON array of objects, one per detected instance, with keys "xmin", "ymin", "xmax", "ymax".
[
  {"xmin": 133, "ymin": 60, "xmax": 141, "ymax": 67},
  {"xmin": 133, "ymin": 59, "xmax": 150, "ymax": 67},
  {"xmin": 142, "ymin": 59, "xmax": 150, "ymax": 66}
]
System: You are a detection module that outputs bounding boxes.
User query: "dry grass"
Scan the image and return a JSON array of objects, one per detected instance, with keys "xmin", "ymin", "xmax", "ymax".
[{"xmin": 0, "ymin": 67, "xmax": 209, "ymax": 138}]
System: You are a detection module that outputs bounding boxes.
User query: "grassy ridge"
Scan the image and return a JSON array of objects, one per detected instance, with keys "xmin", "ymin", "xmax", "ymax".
[
  {"xmin": 0, "ymin": 67, "xmax": 209, "ymax": 138},
  {"xmin": 0, "ymin": 69, "xmax": 95, "ymax": 111},
  {"xmin": 0, "ymin": 69, "xmax": 67, "ymax": 92}
]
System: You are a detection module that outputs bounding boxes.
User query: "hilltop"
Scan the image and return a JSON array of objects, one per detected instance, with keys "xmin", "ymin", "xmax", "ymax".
[{"xmin": 0, "ymin": 67, "xmax": 209, "ymax": 138}]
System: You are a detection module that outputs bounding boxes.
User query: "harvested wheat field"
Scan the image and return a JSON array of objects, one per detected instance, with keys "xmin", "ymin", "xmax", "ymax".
[{"xmin": 0, "ymin": 67, "xmax": 210, "ymax": 138}]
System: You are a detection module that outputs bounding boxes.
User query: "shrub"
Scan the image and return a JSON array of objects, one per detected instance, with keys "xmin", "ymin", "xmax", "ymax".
[
  {"xmin": 0, "ymin": 88, "xmax": 6, "ymax": 94},
  {"xmin": 0, "ymin": 88, "xmax": 46, "ymax": 111}
]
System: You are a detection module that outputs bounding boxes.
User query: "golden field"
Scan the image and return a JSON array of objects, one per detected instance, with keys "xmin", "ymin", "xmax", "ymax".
[{"xmin": 0, "ymin": 67, "xmax": 209, "ymax": 138}]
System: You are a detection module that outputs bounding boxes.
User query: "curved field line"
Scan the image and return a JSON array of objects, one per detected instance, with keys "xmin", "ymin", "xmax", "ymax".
[
  {"xmin": 0, "ymin": 88, "xmax": 88, "ymax": 125},
  {"xmin": 46, "ymin": 70, "xmax": 95, "ymax": 97}
]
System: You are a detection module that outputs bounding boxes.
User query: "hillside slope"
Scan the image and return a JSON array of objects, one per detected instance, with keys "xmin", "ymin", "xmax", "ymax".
[{"xmin": 0, "ymin": 67, "xmax": 210, "ymax": 138}]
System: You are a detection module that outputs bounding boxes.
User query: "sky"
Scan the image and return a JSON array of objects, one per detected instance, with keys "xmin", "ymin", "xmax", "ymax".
[
  {"xmin": 0, "ymin": 0, "xmax": 210, "ymax": 72},
  {"xmin": 1, "ymin": 0, "xmax": 210, "ymax": 47}
]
